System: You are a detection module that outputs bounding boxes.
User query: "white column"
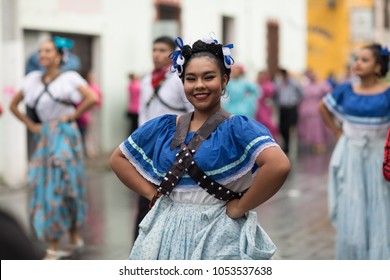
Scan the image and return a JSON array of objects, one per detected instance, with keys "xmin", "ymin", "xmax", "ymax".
[
  {"xmin": 0, "ymin": 0, "xmax": 3, "ymax": 181},
  {"xmin": 1, "ymin": 0, "xmax": 28, "ymax": 188}
]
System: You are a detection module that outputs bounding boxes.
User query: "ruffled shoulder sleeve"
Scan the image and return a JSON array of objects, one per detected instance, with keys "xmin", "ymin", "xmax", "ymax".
[
  {"xmin": 20, "ymin": 71, "xmax": 42, "ymax": 106},
  {"xmin": 322, "ymin": 82, "xmax": 351, "ymax": 119},
  {"xmin": 195, "ymin": 116, "xmax": 279, "ymax": 184},
  {"xmin": 229, "ymin": 116, "xmax": 279, "ymax": 171},
  {"xmin": 119, "ymin": 114, "xmax": 177, "ymax": 185},
  {"xmin": 230, "ymin": 116, "xmax": 277, "ymax": 151},
  {"xmin": 60, "ymin": 71, "xmax": 88, "ymax": 104}
]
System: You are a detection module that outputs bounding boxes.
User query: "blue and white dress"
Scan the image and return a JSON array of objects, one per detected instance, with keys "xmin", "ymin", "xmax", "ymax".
[
  {"xmin": 119, "ymin": 114, "xmax": 279, "ymax": 260},
  {"xmin": 323, "ymin": 83, "xmax": 390, "ymax": 259}
]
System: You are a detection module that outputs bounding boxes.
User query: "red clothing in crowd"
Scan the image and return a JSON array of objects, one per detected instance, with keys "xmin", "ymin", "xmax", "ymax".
[
  {"xmin": 127, "ymin": 79, "xmax": 140, "ymax": 114},
  {"xmin": 383, "ymin": 128, "xmax": 390, "ymax": 182},
  {"xmin": 77, "ymin": 82, "xmax": 102, "ymax": 129}
]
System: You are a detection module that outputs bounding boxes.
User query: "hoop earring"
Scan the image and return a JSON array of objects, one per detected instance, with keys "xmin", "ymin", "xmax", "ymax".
[{"xmin": 221, "ymin": 88, "xmax": 229, "ymax": 98}]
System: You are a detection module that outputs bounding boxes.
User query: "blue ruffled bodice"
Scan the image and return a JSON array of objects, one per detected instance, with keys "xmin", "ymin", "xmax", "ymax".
[
  {"xmin": 120, "ymin": 114, "xmax": 278, "ymax": 189},
  {"xmin": 323, "ymin": 83, "xmax": 390, "ymax": 127}
]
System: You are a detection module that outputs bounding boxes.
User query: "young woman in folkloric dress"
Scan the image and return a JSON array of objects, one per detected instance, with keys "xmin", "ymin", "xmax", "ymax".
[
  {"xmin": 110, "ymin": 35, "xmax": 290, "ymax": 260},
  {"xmin": 319, "ymin": 43, "xmax": 390, "ymax": 259},
  {"xmin": 298, "ymin": 69, "xmax": 332, "ymax": 153},
  {"xmin": 10, "ymin": 37, "xmax": 97, "ymax": 259}
]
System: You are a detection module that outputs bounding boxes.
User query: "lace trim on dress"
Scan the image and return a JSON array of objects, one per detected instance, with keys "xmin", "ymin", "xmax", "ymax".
[{"xmin": 119, "ymin": 143, "xmax": 161, "ymax": 186}]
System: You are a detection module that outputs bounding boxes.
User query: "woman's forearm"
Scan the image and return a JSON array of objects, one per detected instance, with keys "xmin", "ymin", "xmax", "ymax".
[
  {"xmin": 110, "ymin": 147, "xmax": 157, "ymax": 201},
  {"xmin": 10, "ymin": 92, "xmax": 38, "ymax": 132},
  {"xmin": 70, "ymin": 86, "xmax": 98, "ymax": 120},
  {"xmin": 318, "ymin": 101, "xmax": 342, "ymax": 137},
  {"xmin": 233, "ymin": 147, "xmax": 290, "ymax": 215}
]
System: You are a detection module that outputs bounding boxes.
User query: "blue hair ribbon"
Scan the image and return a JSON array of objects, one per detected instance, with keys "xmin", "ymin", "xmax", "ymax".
[
  {"xmin": 169, "ymin": 34, "xmax": 235, "ymax": 75},
  {"xmin": 53, "ymin": 36, "xmax": 74, "ymax": 64},
  {"xmin": 201, "ymin": 33, "xmax": 234, "ymax": 68},
  {"xmin": 381, "ymin": 46, "xmax": 390, "ymax": 56},
  {"xmin": 168, "ymin": 36, "xmax": 186, "ymax": 74},
  {"xmin": 222, "ymin": 44, "xmax": 235, "ymax": 69},
  {"xmin": 202, "ymin": 32, "xmax": 218, "ymax": 44},
  {"xmin": 53, "ymin": 36, "xmax": 74, "ymax": 50}
]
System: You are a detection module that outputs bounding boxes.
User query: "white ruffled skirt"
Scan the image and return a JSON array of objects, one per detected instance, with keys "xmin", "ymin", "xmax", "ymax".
[
  {"xmin": 129, "ymin": 195, "xmax": 276, "ymax": 260},
  {"xmin": 328, "ymin": 135, "xmax": 390, "ymax": 259}
]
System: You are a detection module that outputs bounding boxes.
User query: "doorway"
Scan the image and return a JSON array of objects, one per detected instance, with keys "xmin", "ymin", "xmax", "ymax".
[{"xmin": 266, "ymin": 20, "xmax": 279, "ymax": 78}]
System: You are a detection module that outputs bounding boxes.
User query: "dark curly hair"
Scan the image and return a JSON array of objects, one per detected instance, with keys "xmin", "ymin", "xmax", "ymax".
[
  {"xmin": 154, "ymin": 36, "xmax": 176, "ymax": 51},
  {"xmin": 363, "ymin": 43, "xmax": 390, "ymax": 77},
  {"xmin": 178, "ymin": 40, "xmax": 231, "ymax": 83}
]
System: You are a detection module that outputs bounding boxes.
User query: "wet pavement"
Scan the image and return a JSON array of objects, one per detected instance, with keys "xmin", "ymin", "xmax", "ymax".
[{"xmin": 0, "ymin": 148, "xmax": 335, "ymax": 260}]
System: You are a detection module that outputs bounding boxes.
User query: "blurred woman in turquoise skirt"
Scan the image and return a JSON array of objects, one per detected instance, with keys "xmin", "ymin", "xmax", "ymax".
[{"xmin": 10, "ymin": 37, "xmax": 97, "ymax": 259}]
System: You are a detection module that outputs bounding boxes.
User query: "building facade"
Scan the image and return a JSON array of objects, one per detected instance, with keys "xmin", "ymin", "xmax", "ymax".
[
  {"xmin": 0, "ymin": 0, "xmax": 306, "ymax": 187},
  {"xmin": 306, "ymin": 0, "xmax": 379, "ymax": 81},
  {"xmin": 374, "ymin": 0, "xmax": 390, "ymax": 51}
]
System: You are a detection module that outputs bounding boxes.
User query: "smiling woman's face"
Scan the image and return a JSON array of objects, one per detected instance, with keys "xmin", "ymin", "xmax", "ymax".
[
  {"xmin": 38, "ymin": 41, "xmax": 61, "ymax": 69},
  {"xmin": 183, "ymin": 56, "xmax": 228, "ymax": 114}
]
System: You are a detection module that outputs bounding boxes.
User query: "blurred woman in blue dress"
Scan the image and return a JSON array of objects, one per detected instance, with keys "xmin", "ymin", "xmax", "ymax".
[{"xmin": 319, "ymin": 43, "xmax": 390, "ymax": 259}]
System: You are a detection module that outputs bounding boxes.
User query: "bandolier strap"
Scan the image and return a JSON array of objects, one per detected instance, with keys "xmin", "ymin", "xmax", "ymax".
[{"xmin": 157, "ymin": 108, "xmax": 247, "ymax": 202}]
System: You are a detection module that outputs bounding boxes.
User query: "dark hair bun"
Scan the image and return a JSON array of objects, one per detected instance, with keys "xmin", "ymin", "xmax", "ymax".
[
  {"xmin": 181, "ymin": 45, "xmax": 193, "ymax": 61},
  {"xmin": 365, "ymin": 43, "xmax": 390, "ymax": 77},
  {"xmin": 169, "ymin": 36, "xmax": 234, "ymax": 82},
  {"xmin": 192, "ymin": 40, "xmax": 223, "ymax": 58}
]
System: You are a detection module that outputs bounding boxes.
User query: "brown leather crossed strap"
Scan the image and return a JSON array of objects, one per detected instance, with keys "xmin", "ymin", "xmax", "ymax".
[{"xmin": 156, "ymin": 108, "xmax": 247, "ymax": 202}]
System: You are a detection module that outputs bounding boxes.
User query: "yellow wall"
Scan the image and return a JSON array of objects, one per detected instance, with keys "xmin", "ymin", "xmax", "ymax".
[{"xmin": 306, "ymin": 0, "xmax": 374, "ymax": 80}]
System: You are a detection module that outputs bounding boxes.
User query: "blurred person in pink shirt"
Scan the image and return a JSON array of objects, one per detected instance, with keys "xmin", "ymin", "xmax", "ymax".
[
  {"xmin": 78, "ymin": 69, "xmax": 102, "ymax": 157},
  {"xmin": 255, "ymin": 70, "xmax": 279, "ymax": 138},
  {"xmin": 127, "ymin": 73, "xmax": 140, "ymax": 134}
]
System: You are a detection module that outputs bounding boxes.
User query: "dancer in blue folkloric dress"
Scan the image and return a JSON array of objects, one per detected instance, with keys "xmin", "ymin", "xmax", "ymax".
[
  {"xmin": 319, "ymin": 43, "xmax": 390, "ymax": 259},
  {"xmin": 110, "ymin": 35, "xmax": 291, "ymax": 260}
]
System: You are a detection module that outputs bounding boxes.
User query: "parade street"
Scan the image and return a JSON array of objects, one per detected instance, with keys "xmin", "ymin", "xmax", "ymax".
[{"xmin": 0, "ymin": 147, "xmax": 335, "ymax": 260}]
